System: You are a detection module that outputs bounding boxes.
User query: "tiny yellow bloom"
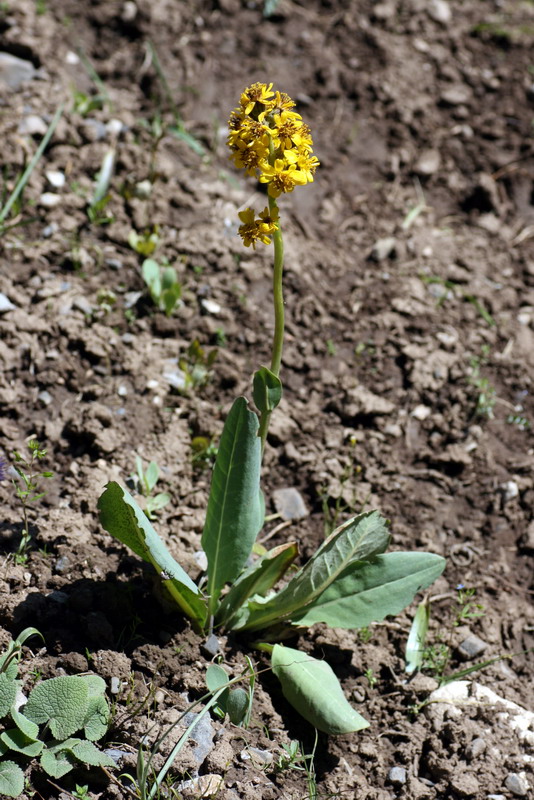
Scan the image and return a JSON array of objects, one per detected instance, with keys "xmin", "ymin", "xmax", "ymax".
[
  {"xmin": 240, "ymin": 82, "xmax": 275, "ymax": 115},
  {"xmin": 259, "ymin": 159, "xmax": 308, "ymax": 198},
  {"xmin": 238, "ymin": 207, "xmax": 275, "ymax": 248},
  {"xmin": 283, "ymin": 149, "xmax": 320, "ymax": 183},
  {"xmin": 230, "ymin": 139, "xmax": 269, "ymax": 176}
]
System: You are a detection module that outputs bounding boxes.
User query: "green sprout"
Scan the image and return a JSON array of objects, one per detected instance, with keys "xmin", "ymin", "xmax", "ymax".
[
  {"xmin": 141, "ymin": 258, "xmax": 182, "ymax": 316},
  {"xmin": 131, "ymin": 457, "xmax": 170, "ymax": 520},
  {"xmin": 10, "ymin": 440, "xmax": 54, "ymax": 562}
]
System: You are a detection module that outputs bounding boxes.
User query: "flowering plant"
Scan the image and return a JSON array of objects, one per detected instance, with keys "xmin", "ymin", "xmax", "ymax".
[{"xmin": 98, "ymin": 84, "xmax": 445, "ymax": 734}]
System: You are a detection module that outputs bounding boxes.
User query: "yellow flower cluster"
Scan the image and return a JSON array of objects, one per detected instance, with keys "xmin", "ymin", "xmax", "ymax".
[{"xmin": 228, "ymin": 82, "xmax": 319, "ymax": 247}]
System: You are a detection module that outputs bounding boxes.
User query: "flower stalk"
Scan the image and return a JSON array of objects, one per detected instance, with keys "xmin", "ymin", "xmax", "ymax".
[{"xmin": 227, "ymin": 82, "xmax": 318, "ymax": 451}]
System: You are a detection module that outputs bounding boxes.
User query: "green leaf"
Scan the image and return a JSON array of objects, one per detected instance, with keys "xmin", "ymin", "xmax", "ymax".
[
  {"xmin": 201, "ymin": 397, "xmax": 262, "ymax": 614},
  {"xmin": 0, "ymin": 728, "xmax": 43, "ymax": 756},
  {"xmin": 10, "ymin": 709, "xmax": 39, "ymax": 740},
  {"xmin": 0, "ymin": 760, "xmax": 24, "ymax": 797},
  {"xmin": 71, "ymin": 740, "xmax": 116, "ymax": 768},
  {"xmin": 236, "ymin": 511, "xmax": 390, "ymax": 631},
  {"xmin": 253, "ymin": 367, "xmax": 282, "ymax": 414},
  {"xmin": 271, "ymin": 645, "xmax": 368, "ymax": 735},
  {"xmin": 290, "ymin": 552, "xmax": 446, "ymax": 629},
  {"xmin": 0, "ymin": 674, "xmax": 19, "ymax": 717},
  {"xmin": 41, "ymin": 746, "xmax": 76, "ymax": 778},
  {"xmin": 24, "ymin": 676, "xmax": 88, "ymax": 740},
  {"xmin": 205, "ymin": 665, "xmax": 229, "ymax": 693},
  {"xmin": 98, "ymin": 482, "xmax": 206, "ymax": 629},
  {"xmin": 405, "ymin": 598, "xmax": 431, "ymax": 674},
  {"xmin": 162, "ymin": 285, "xmax": 182, "ymax": 316},
  {"xmin": 161, "ymin": 266, "xmax": 178, "ymax": 291},
  {"xmin": 216, "ymin": 542, "xmax": 298, "ymax": 629},
  {"xmin": 83, "ymin": 696, "xmax": 109, "ymax": 741},
  {"xmin": 226, "ymin": 688, "xmax": 249, "ymax": 725},
  {"xmin": 142, "ymin": 259, "xmax": 161, "ymax": 296},
  {"xmin": 145, "ymin": 461, "xmax": 159, "ymax": 492}
]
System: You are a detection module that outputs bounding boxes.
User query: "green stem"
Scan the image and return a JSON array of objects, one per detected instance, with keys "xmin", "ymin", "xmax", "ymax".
[{"xmin": 258, "ymin": 195, "xmax": 284, "ymax": 453}]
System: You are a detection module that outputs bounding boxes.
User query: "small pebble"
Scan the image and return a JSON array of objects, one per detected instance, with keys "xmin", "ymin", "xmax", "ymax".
[
  {"xmin": 201, "ymin": 633, "xmax": 221, "ymax": 658},
  {"xmin": 72, "ymin": 296, "xmax": 93, "ymax": 315},
  {"xmin": 487, "ymin": 795, "xmax": 506, "ymax": 800},
  {"xmin": 504, "ymin": 772, "xmax": 529, "ymax": 797},
  {"xmin": 46, "ymin": 170, "xmax": 65, "ymax": 188},
  {"xmin": 414, "ymin": 149, "xmax": 441, "ymax": 176},
  {"xmin": 54, "ymin": 555, "xmax": 71, "ymax": 574},
  {"xmin": 0, "ymin": 52, "xmax": 36, "ymax": 89},
  {"xmin": 19, "ymin": 114, "xmax": 47, "ymax": 136},
  {"xmin": 39, "ymin": 192, "xmax": 62, "ymax": 208},
  {"xmin": 110, "ymin": 676, "xmax": 121, "ymax": 694},
  {"xmin": 0, "ymin": 293, "xmax": 16, "ymax": 313},
  {"xmin": 458, "ymin": 634, "xmax": 487, "ymax": 660},
  {"xmin": 427, "ymin": 0, "xmax": 451, "ymax": 24},
  {"xmin": 388, "ymin": 766, "xmax": 407, "ymax": 785},
  {"xmin": 241, "ymin": 747, "xmax": 273, "ymax": 766},
  {"xmin": 103, "ymin": 748, "xmax": 129, "ymax": 765},
  {"xmin": 272, "ymin": 487, "xmax": 309, "ymax": 521},
  {"xmin": 370, "ymin": 236, "xmax": 397, "ymax": 261},
  {"xmin": 117, "ymin": 385, "xmax": 128, "ymax": 397},
  {"xmin": 411, "ymin": 404, "xmax": 432, "ymax": 421},
  {"xmin": 466, "ymin": 736, "xmax": 486, "ymax": 760},
  {"xmin": 201, "ymin": 298, "xmax": 221, "ymax": 315},
  {"xmin": 38, "ymin": 390, "xmax": 53, "ymax": 406},
  {"xmin": 42, "ymin": 222, "xmax": 59, "ymax": 238},
  {"xmin": 500, "ymin": 480, "xmax": 519, "ymax": 502}
]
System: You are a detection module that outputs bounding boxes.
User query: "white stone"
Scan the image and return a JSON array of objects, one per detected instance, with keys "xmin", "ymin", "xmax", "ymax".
[
  {"xmin": 46, "ymin": 170, "xmax": 65, "ymax": 188},
  {"xmin": 411, "ymin": 404, "xmax": 432, "ymax": 420},
  {"xmin": 427, "ymin": 0, "xmax": 451, "ymax": 24},
  {"xmin": 39, "ymin": 192, "xmax": 62, "ymax": 208}
]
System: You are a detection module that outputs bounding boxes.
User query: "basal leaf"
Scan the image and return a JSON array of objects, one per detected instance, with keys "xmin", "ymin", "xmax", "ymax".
[
  {"xmin": 236, "ymin": 511, "xmax": 390, "ymax": 631},
  {"xmin": 71, "ymin": 740, "xmax": 116, "ymax": 768},
  {"xmin": 24, "ymin": 676, "xmax": 88, "ymax": 740},
  {"xmin": 98, "ymin": 482, "xmax": 206, "ymax": 628},
  {"xmin": 0, "ymin": 728, "xmax": 43, "ymax": 756},
  {"xmin": 40, "ymin": 746, "xmax": 76, "ymax": 778},
  {"xmin": 83, "ymin": 695, "xmax": 109, "ymax": 741},
  {"xmin": 272, "ymin": 645, "xmax": 368, "ymax": 735},
  {"xmin": 201, "ymin": 397, "xmax": 262, "ymax": 614},
  {"xmin": 291, "ymin": 552, "xmax": 446, "ymax": 628},
  {"xmin": 0, "ymin": 759, "xmax": 24, "ymax": 798},
  {"xmin": 215, "ymin": 541, "xmax": 298, "ymax": 629},
  {"xmin": 226, "ymin": 688, "xmax": 249, "ymax": 725},
  {"xmin": 10, "ymin": 708, "xmax": 39, "ymax": 740},
  {"xmin": 205, "ymin": 664, "xmax": 230, "ymax": 693}
]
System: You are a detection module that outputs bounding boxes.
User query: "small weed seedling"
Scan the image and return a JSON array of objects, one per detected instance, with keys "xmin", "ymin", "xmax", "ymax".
[
  {"xmin": 10, "ymin": 440, "xmax": 54, "ymax": 562},
  {"xmin": 406, "ymin": 586, "xmax": 487, "ymax": 685},
  {"xmin": 0, "ymin": 629, "xmax": 115, "ymax": 798},
  {"xmin": 87, "ymin": 148, "xmax": 115, "ymax": 225},
  {"xmin": 468, "ymin": 348, "xmax": 496, "ymax": 418},
  {"xmin": 141, "ymin": 258, "xmax": 182, "ymax": 316},
  {"xmin": 130, "ymin": 456, "xmax": 170, "ymax": 520},
  {"xmin": 129, "ymin": 227, "xmax": 159, "ymax": 257},
  {"xmin": 98, "ymin": 83, "xmax": 446, "ymax": 735}
]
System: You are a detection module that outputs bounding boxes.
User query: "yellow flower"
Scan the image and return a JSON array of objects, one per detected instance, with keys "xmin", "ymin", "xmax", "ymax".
[
  {"xmin": 283, "ymin": 149, "xmax": 320, "ymax": 183},
  {"xmin": 240, "ymin": 82, "xmax": 275, "ymax": 115},
  {"xmin": 230, "ymin": 139, "xmax": 269, "ymax": 176},
  {"xmin": 259, "ymin": 159, "xmax": 308, "ymax": 198},
  {"xmin": 238, "ymin": 207, "xmax": 276, "ymax": 248},
  {"xmin": 258, "ymin": 205, "xmax": 279, "ymax": 235},
  {"xmin": 270, "ymin": 110, "xmax": 305, "ymax": 150}
]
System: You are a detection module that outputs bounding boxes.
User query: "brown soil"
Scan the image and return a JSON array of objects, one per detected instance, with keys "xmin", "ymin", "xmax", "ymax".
[{"xmin": 1, "ymin": 1, "xmax": 534, "ymax": 799}]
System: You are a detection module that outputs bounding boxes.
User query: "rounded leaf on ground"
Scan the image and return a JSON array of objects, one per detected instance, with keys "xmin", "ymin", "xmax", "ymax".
[
  {"xmin": 24, "ymin": 676, "xmax": 89, "ymax": 740},
  {"xmin": 0, "ymin": 759, "xmax": 25, "ymax": 798}
]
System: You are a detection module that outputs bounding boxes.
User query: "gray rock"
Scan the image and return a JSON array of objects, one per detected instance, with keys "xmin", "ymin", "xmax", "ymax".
[
  {"xmin": 466, "ymin": 736, "xmax": 486, "ymax": 760},
  {"xmin": 240, "ymin": 747, "xmax": 273, "ymax": 766},
  {"xmin": 110, "ymin": 676, "xmax": 121, "ymax": 694},
  {"xmin": 0, "ymin": 52, "xmax": 36, "ymax": 89},
  {"xmin": 72, "ymin": 296, "xmax": 93, "ymax": 315},
  {"xmin": 42, "ymin": 222, "xmax": 59, "ymax": 238},
  {"xmin": 0, "ymin": 293, "xmax": 16, "ymax": 313},
  {"xmin": 441, "ymin": 86, "xmax": 471, "ymax": 106},
  {"xmin": 427, "ymin": 0, "xmax": 451, "ymax": 24},
  {"xmin": 504, "ymin": 773, "xmax": 529, "ymax": 797},
  {"xmin": 201, "ymin": 633, "xmax": 221, "ymax": 658},
  {"xmin": 54, "ymin": 555, "xmax": 71, "ymax": 574},
  {"xmin": 414, "ymin": 149, "xmax": 441, "ymax": 176},
  {"xmin": 273, "ymin": 487, "xmax": 309, "ymax": 520},
  {"xmin": 38, "ymin": 390, "xmax": 53, "ymax": 406},
  {"xmin": 458, "ymin": 634, "xmax": 487, "ymax": 660},
  {"xmin": 103, "ymin": 748, "xmax": 130, "ymax": 765},
  {"xmin": 370, "ymin": 236, "xmax": 397, "ymax": 261},
  {"xmin": 19, "ymin": 115, "xmax": 48, "ymax": 136},
  {"xmin": 181, "ymin": 710, "xmax": 215, "ymax": 766},
  {"xmin": 486, "ymin": 795, "xmax": 506, "ymax": 799},
  {"xmin": 388, "ymin": 766, "xmax": 407, "ymax": 786},
  {"xmin": 450, "ymin": 771, "xmax": 479, "ymax": 797}
]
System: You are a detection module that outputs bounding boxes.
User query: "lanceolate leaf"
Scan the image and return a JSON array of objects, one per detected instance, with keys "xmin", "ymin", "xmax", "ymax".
[
  {"xmin": 98, "ymin": 482, "xmax": 206, "ymax": 629},
  {"xmin": 236, "ymin": 511, "xmax": 390, "ymax": 631},
  {"xmin": 272, "ymin": 645, "xmax": 368, "ymax": 735},
  {"xmin": 290, "ymin": 552, "xmax": 446, "ymax": 629},
  {"xmin": 202, "ymin": 397, "xmax": 263, "ymax": 614},
  {"xmin": 215, "ymin": 542, "xmax": 298, "ymax": 629}
]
